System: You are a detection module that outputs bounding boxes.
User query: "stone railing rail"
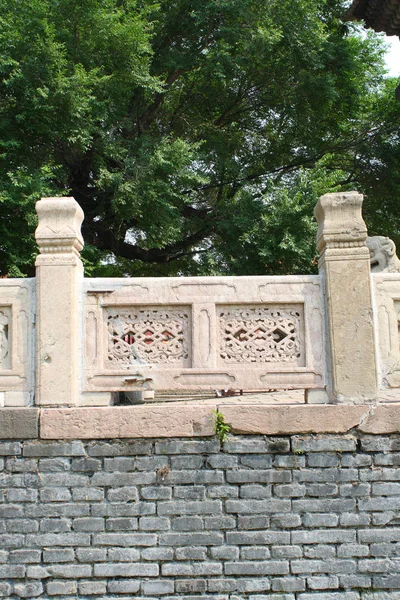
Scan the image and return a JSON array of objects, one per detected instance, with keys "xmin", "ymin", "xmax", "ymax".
[{"xmin": 0, "ymin": 191, "xmax": 396, "ymax": 409}]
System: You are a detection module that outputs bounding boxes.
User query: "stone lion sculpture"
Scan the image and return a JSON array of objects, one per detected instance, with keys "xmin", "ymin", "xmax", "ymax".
[{"xmin": 366, "ymin": 236, "xmax": 400, "ymax": 273}]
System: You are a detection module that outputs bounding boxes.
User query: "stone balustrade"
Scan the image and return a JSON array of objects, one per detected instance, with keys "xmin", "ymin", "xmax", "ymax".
[{"xmin": 1, "ymin": 191, "xmax": 398, "ymax": 408}]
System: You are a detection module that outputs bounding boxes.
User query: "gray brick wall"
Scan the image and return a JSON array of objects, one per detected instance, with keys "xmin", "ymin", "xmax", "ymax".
[{"xmin": 0, "ymin": 435, "xmax": 399, "ymax": 598}]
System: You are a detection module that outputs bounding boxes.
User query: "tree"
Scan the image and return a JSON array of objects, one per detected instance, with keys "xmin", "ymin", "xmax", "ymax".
[{"xmin": 0, "ymin": 0, "xmax": 398, "ymax": 277}]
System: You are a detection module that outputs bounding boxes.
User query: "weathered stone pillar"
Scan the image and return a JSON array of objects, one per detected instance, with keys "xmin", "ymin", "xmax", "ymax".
[
  {"xmin": 35, "ymin": 197, "xmax": 84, "ymax": 406},
  {"xmin": 315, "ymin": 192, "xmax": 378, "ymax": 404}
]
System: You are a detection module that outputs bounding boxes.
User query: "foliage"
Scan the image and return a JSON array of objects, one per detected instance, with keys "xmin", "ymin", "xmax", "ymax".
[
  {"xmin": 213, "ymin": 410, "xmax": 231, "ymax": 444},
  {"xmin": 0, "ymin": 0, "xmax": 399, "ymax": 276}
]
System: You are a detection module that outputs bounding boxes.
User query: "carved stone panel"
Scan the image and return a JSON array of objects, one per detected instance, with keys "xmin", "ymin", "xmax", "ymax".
[
  {"xmin": 106, "ymin": 307, "xmax": 191, "ymax": 368},
  {"xmin": 218, "ymin": 305, "xmax": 304, "ymax": 365},
  {"xmin": 0, "ymin": 307, "xmax": 11, "ymax": 370}
]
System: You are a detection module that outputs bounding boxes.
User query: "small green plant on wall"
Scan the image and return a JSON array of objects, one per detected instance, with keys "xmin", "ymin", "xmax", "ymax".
[{"xmin": 213, "ymin": 410, "xmax": 231, "ymax": 444}]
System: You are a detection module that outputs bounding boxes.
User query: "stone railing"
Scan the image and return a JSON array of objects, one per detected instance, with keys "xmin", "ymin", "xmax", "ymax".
[{"xmin": 0, "ymin": 191, "xmax": 395, "ymax": 408}]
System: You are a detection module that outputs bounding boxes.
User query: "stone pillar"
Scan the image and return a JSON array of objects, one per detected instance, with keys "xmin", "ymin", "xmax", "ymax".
[
  {"xmin": 35, "ymin": 197, "xmax": 84, "ymax": 406},
  {"xmin": 315, "ymin": 192, "xmax": 378, "ymax": 404}
]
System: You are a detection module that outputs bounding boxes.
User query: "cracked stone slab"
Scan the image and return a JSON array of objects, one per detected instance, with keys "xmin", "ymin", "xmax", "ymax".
[
  {"xmin": 0, "ymin": 409, "xmax": 39, "ymax": 439},
  {"xmin": 40, "ymin": 405, "xmax": 216, "ymax": 439},
  {"xmin": 219, "ymin": 404, "xmax": 373, "ymax": 435}
]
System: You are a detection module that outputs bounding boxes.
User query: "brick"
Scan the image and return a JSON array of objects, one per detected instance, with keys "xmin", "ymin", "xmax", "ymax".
[
  {"xmin": 38, "ymin": 473, "xmax": 89, "ymax": 487},
  {"xmin": 136, "ymin": 456, "xmax": 169, "ymax": 470},
  {"xmin": 40, "ymin": 518, "xmax": 71, "ymax": 533},
  {"xmin": 291, "ymin": 559, "xmax": 356, "ymax": 574},
  {"xmin": 0, "ymin": 583, "xmax": 11, "ymax": 597},
  {"xmin": 0, "ymin": 534, "xmax": 24, "ymax": 548},
  {"xmin": 139, "ymin": 516, "xmax": 169, "ymax": 531},
  {"xmin": 10, "ymin": 550, "xmax": 41, "ymax": 564},
  {"xmin": 271, "ymin": 514, "xmax": 301, "ymax": 528},
  {"xmin": 107, "ymin": 580, "xmax": 140, "ymax": 593},
  {"xmin": 0, "ymin": 442, "xmax": 21, "ymax": 455},
  {"xmin": 172, "ymin": 516, "xmax": 203, "ymax": 531},
  {"xmin": 88, "ymin": 441, "xmax": 152, "ymax": 456},
  {"xmin": 6, "ymin": 458, "xmax": 37, "ymax": 472},
  {"xmin": 340, "ymin": 483, "xmax": 370, "ymax": 496},
  {"xmin": 339, "ymin": 575, "xmax": 371, "ymax": 588},
  {"xmin": 141, "ymin": 486, "xmax": 172, "ymax": 500},
  {"xmin": 226, "ymin": 531, "xmax": 290, "ymax": 545},
  {"xmin": 107, "ymin": 487, "xmax": 139, "ymax": 503},
  {"xmin": 207, "ymin": 579, "xmax": 237, "ymax": 592},
  {"xmin": 340, "ymin": 513, "xmax": 370, "ymax": 527},
  {"xmin": 298, "ymin": 594, "xmax": 359, "ymax": 600},
  {"xmin": 360, "ymin": 437, "xmax": 400, "ymax": 452},
  {"xmin": 6, "ymin": 489, "xmax": 38, "ymax": 502},
  {"xmin": 46, "ymin": 581, "xmax": 77, "ymax": 595},
  {"xmin": 171, "ymin": 455, "xmax": 204, "ymax": 469},
  {"xmin": 79, "ymin": 581, "xmax": 107, "ymax": 595},
  {"xmin": 360, "ymin": 468, "xmax": 400, "ymax": 481},
  {"xmin": 372, "ymin": 482, "xmax": 400, "ymax": 495},
  {"xmin": 0, "ymin": 410, "xmax": 38, "ymax": 439},
  {"xmin": 160, "ymin": 532, "xmax": 223, "ymax": 546},
  {"xmin": 104, "ymin": 517, "xmax": 138, "ymax": 531},
  {"xmin": 108, "ymin": 548, "xmax": 140, "ymax": 562},
  {"xmin": 94, "ymin": 562, "xmax": 158, "ymax": 577},
  {"xmin": 225, "ymin": 561, "xmax": 289, "ymax": 575},
  {"xmin": 142, "ymin": 581, "xmax": 174, "ymax": 595},
  {"xmin": 155, "ymin": 440, "xmax": 219, "ymax": 454},
  {"xmin": 39, "ymin": 458, "xmax": 70, "ymax": 471},
  {"xmin": 212, "ymin": 546, "xmax": 240, "ymax": 560},
  {"xmin": 141, "ymin": 547, "xmax": 174, "ymax": 561},
  {"xmin": 72, "ymin": 487, "xmax": 104, "ymax": 502},
  {"xmin": 176, "ymin": 546, "xmax": 207, "ymax": 560},
  {"xmin": 240, "ymin": 454, "xmax": 273, "ymax": 468},
  {"xmin": 274, "ymin": 484, "xmax": 306, "ymax": 497},
  {"xmin": 302, "ymin": 514, "xmax": 339, "ymax": 528},
  {"xmin": 26, "ymin": 533, "xmax": 90, "ymax": 547},
  {"xmin": 161, "ymin": 562, "xmax": 222, "ymax": 576},
  {"xmin": 40, "ymin": 488, "xmax": 71, "ymax": 502},
  {"xmin": 294, "ymin": 469, "xmax": 358, "ymax": 483},
  {"xmin": 226, "ymin": 499, "xmax": 291, "ymax": 513},
  {"xmin": 272, "ymin": 577, "xmax": 306, "ymax": 592},
  {"xmin": 359, "ymin": 497, "xmax": 400, "ymax": 511},
  {"xmin": 227, "ymin": 470, "xmax": 291, "ymax": 483},
  {"xmin": 341, "ymin": 454, "xmax": 372, "ymax": 467},
  {"xmin": 44, "ymin": 564, "xmax": 92, "ymax": 578},
  {"xmin": 338, "ymin": 544, "xmax": 369, "ymax": 557},
  {"xmin": 158, "ymin": 500, "xmax": 221, "ymax": 515},
  {"xmin": 204, "ymin": 516, "xmax": 236, "ymax": 530},
  {"xmin": 304, "ymin": 545, "xmax": 336, "ymax": 559},
  {"xmin": 207, "ymin": 485, "xmax": 238, "ymax": 498},
  {"xmin": 176, "ymin": 579, "xmax": 207, "ymax": 593},
  {"xmin": 76, "ymin": 548, "xmax": 107, "ymax": 562},
  {"xmin": 236, "ymin": 578, "xmax": 272, "ymax": 592},
  {"xmin": 292, "ymin": 436, "xmax": 356, "ymax": 452},
  {"xmin": 91, "ymin": 472, "xmax": 156, "ymax": 486},
  {"xmin": 165, "ymin": 470, "xmax": 224, "ymax": 484},
  {"xmin": 0, "ymin": 504, "xmax": 23, "ymax": 517},
  {"xmin": 73, "ymin": 517, "xmax": 104, "ymax": 532},
  {"xmin": 71, "ymin": 457, "xmax": 101, "ymax": 472},
  {"xmin": 373, "ymin": 575, "xmax": 400, "ymax": 588},
  {"xmin": 292, "ymin": 530, "xmax": 356, "ymax": 544},
  {"xmin": 0, "ymin": 565, "xmax": 25, "ymax": 578},
  {"xmin": 308, "ymin": 453, "xmax": 340, "ymax": 467},
  {"xmin": 93, "ymin": 533, "xmax": 157, "ymax": 546},
  {"xmin": 206, "ymin": 455, "xmax": 238, "ymax": 468},
  {"xmin": 374, "ymin": 453, "xmax": 400, "ymax": 466},
  {"xmin": 43, "ymin": 549, "xmax": 74, "ymax": 563},
  {"xmin": 13, "ymin": 582, "xmax": 43, "ymax": 598},
  {"xmin": 174, "ymin": 485, "xmax": 206, "ymax": 499},
  {"xmin": 103, "ymin": 457, "xmax": 136, "ymax": 471},
  {"xmin": 23, "ymin": 442, "xmax": 84, "ymax": 457},
  {"xmin": 359, "ymin": 559, "xmax": 393, "ymax": 573},
  {"xmin": 370, "ymin": 543, "xmax": 400, "ymax": 557},
  {"xmin": 26, "ymin": 504, "xmax": 90, "ymax": 517},
  {"xmin": 6, "ymin": 519, "xmax": 38, "ymax": 533},
  {"xmin": 238, "ymin": 515, "xmax": 270, "ymax": 529},
  {"xmin": 224, "ymin": 438, "xmax": 290, "ymax": 453},
  {"xmin": 274, "ymin": 455, "xmax": 306, "ymax": 468},
  {"xmin": 272, "ymin": 545, "xmax": 303, "ymax": 559},
  {"xmin": 358, "ymin": 529, "xmax": 400, "ymax": 543},
  {"xmin": 240, "ymin": 484, "xmax": 271, "ymax": 498},
  {"xmin": 92, "ymin": 502, "xmax": 155, "ymax": 516},
  {"xmin": 293, "ymin": 499, "xmax": 355, "ymax": 513},
  {"xmin": 240, "ymin": 546, "xmax": 269, "ymax": 559}
]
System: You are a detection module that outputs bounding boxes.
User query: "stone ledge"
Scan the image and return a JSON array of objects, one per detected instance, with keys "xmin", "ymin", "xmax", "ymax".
[
  {"xmin": 0, "ymin": 408, "xmax": 39, "ymax": 439},
  {"xmin": 37, "ymin": 402, "xmax": 400, "ymax": 440},
  {"xmin": 40, "ymin": 405, "xmax": 216, "ymax": 439},
  {"xmin": 221, "ymin": 403, "xmax": 400, "ymax": 435}
]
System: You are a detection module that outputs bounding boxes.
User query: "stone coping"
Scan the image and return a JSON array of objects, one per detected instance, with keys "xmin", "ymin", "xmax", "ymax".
[{"xmin": 0, "ymin": 403, "xmax": 399, "ymax": 439}]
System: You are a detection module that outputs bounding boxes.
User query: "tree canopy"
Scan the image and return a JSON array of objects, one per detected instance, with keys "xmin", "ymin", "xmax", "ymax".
[{"xmin": 0, "ymin": 0, "xmax": 399, "ymax": 277}]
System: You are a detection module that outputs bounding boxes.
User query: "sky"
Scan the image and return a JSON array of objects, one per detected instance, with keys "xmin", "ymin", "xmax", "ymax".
[{"xmin": 385, "ymin": 36, "xmax": 400, "ymax": 76}]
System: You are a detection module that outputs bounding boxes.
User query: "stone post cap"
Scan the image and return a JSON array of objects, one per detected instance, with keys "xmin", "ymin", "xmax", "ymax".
[
  {"xmin": 35, "ymin": 197, "xmax": 84, "ymax": 255},
  {"xmin": 314, "ymin": 191, "xmax": 367, "ymax": 253}
]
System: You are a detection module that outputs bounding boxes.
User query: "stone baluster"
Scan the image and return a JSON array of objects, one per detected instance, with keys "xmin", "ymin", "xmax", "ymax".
[
  {"xmin": 315, "ymin": 191, "xmax": 378, "ymax": 403},
  {"xmin": 35, "ymin": 197, "xmax": 84, "ymax": 406}
]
